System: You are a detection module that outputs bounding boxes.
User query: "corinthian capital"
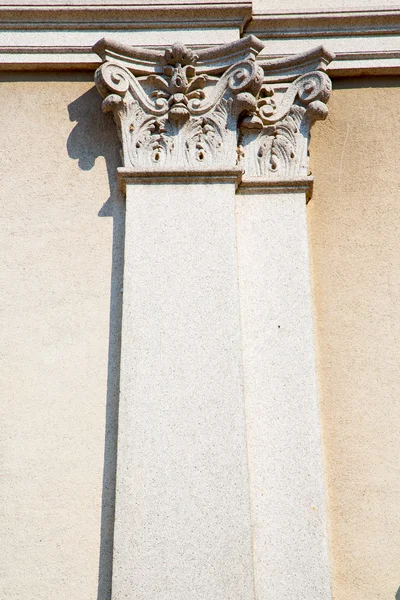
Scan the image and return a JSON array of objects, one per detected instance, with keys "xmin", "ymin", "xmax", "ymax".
[{"xmin": 93, "ymin": 36, "xmax": 334, "ymax": 179}]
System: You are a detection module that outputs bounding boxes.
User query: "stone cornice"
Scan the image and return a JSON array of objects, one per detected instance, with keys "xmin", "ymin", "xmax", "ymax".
[
  {"xmin": 0, "ymin": 2, "xmax": 249, "ymax": 69},
  {"xmin": 247, "ymin": 8, "xmax": 400, "ymax": 38},
  {"xmin": 0, "ymin": 5, "xmax": 397, "ymax": 75},
  {"xmin": 0, "ymin": 3, "xmax": 251, "ymax": 31},
  {"xmin": 247, "ymin": 8, "xmax": 400, "ymax": 77},
  {"xmin": 94, "ymin": 35, "xmax": 333, "ymax": 185}
]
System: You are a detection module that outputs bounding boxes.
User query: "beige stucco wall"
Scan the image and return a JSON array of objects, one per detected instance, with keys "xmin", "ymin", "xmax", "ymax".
[
  {"xmin": 1, "ymin": 72, "xmax": 400, "ymax": 600},
  {"xmin": 309, "ymin": 77, "xmax": 400, "ymax": 600},
  {"xmin": 0, "ymin": 73, "xmax": 122, "ymax": 600}
]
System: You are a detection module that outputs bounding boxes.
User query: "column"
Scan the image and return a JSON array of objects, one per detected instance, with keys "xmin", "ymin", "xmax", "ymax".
[
  {"xmin": 94, "ymin": 35, "xmax": 334, "ymax": 600},
  {"xmin": 237, "ymin": 180, "xmax": 331, "ymax": 599},
  {"xmin": 113, "ymin": 169, "xmax": 254, "ymax": 600}
]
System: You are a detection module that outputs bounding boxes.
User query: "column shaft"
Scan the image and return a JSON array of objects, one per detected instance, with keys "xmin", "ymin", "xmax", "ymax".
[
  {"xmin": 112, "ymin": 176, "xmax": 255, "ymax": 600},
  {"xmin": 236, "ymin": 188, "xmax": 331, "ymax": 600}
]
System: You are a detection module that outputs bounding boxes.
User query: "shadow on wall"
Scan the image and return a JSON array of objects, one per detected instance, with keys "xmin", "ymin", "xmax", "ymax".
[
  {"xmin": 396, "ymin": 587, "xmax": 400, "ymax": 599},
  {"xmin": 67, "ymin": 86, "xmax": 125, "ymax": 600}
]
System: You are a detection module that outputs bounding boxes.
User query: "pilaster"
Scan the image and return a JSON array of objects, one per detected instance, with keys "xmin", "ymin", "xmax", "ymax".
[{"xmin": 94, "ymin": 34, "xmax": 334, "ymax": 600}]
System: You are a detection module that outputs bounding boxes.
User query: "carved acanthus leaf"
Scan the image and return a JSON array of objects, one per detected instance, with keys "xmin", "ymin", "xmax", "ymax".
[
  {"xmin": 94, "ymin": 36, "xmax": 333, "ymax": 177},
  {"xmin": 238, "ymin": 70, "xmax": 332, "ymax": 178},
  {"xmin": 95, "ymin": 40, "xmax": 265, "ymax": 170}
]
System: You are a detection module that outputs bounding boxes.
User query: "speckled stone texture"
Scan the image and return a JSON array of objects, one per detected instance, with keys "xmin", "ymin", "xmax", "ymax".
[
  {"xmin": 236, "ymin": 189, "xmax": 331, "ymax": 600},
  {"xmin": 112, "ymin": 179, "xmax": 255, "ymax": 600}
]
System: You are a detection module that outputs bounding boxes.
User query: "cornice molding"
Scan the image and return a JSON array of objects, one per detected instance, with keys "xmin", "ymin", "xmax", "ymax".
[
  {"xmin": 0, "ymin": 5, "xmax": 397, "ymax": 75},
  {"xmin": 0, "ymin": 2, "xmax": 250, "ymax": 69},
  {"xmin": 247, "ymin": 8, "xmax": 400, "ymax": 77},
  {"xmin": 0, "ymin": 3, "xmax": 251, "ymax": 30},
  {"xmin": 94, "ymin": 35, "xmax": 333, "ymax": 184},
  {"xmin": 247, "ymin": 9, "xmax": 400, "ymax": 37}
]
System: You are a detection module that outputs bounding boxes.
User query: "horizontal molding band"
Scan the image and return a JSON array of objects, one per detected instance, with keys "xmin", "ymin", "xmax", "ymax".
[
  {"xmin": 117, "ymin": 167, "xmax": 243, "ymax": 191},
  {"xmin": 117, "ymin": 169, "xmax": 314, "ymax": 197},
  {"xmin": 0, "ymin": 3, "xmax": 252, "ymax": 31},
  {"xmin": 248, "ymin": 8, "xmax": 400, "ymax": 77},
  {"xmin": 0, "ymin": 5, "xmax": 398, "ymax": 75},
  {"xmin": 247, "ymin": 9, "xmax": 400, "ymax": 38},
  {"xmin": 238, "ymin": 177, "xmax": 313, "ymax": 196},
  {"xmin": 1, "ymin": 49, "xmax": 399, "ymax": 77}
]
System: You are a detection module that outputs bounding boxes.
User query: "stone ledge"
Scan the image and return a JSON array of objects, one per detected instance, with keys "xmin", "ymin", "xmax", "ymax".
[
  {"xmin": 118, "ymin": 169, "xmax": 314, "ymax": 199},
  {"xmin": 238, "ymin": 176, "xmax": 313, "ymax": 196},
  {"xmin": 117, "ymin": 167, "xmax": 243, "ymax": 191}
]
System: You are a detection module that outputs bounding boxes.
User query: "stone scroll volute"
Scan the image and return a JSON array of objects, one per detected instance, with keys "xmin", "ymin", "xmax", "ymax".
[{"xmin": 93, "ymin": 36, "xmax": 334, "ymax": 179}]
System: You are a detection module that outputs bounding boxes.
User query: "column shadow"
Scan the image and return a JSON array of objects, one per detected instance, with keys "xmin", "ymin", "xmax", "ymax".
[{"xmin": 67, "ymin": 86, "xmax": 125, "ymax": 600}]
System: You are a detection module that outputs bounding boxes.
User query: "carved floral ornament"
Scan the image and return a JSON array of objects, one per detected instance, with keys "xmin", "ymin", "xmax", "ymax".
[{"xmin": 93, "ymin": 36, "xmax": 334, "ymax": 180}]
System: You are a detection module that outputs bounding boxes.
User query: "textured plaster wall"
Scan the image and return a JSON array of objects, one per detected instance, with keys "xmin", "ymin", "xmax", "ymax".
[
  {"xmin": 0, "ymin": 73, "xmax": 123, "ymax": 600},
  {"xmin": 308, "ymin": 77, "xmax": 400, "ymax": 600},
  {"xmin": 1, "ymin": 72, "xmax": 400, "ymax": 600}
]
